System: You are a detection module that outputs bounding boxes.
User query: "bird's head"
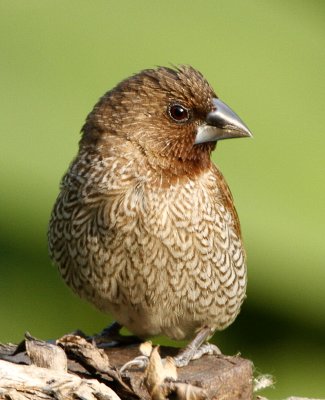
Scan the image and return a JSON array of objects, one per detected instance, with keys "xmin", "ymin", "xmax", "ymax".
[{"xmin": 81, "ymin": 65, "xmax": 252, "ymax": 176}]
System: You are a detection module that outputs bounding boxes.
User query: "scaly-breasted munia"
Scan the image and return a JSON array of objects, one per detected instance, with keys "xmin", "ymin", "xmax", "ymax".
[{"xmin": 48, "ymin": 65, "xmax": 252, "ymax": 366}]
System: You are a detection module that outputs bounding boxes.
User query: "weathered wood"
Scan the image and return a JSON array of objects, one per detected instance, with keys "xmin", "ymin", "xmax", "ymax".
[
  {"xmin": 105, "ymin": 344, "xmax": 253, "ymax": 399},
  {"xmin": 0, "ymin": 333, "xmax": 254, "ymax": 400},
  {"xmin": 0, "ymin": 359, "xmax": 121, "ymax": 400}
]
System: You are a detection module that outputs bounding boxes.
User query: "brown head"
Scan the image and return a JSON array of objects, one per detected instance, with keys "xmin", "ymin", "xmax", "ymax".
[{"xmin": 81, "ymin": 65, "xmax": 251, "ymax": 176}]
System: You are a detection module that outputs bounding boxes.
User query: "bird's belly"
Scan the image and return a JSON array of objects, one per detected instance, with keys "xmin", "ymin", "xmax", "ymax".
[
  {"xmin": 86, "ymin": 228, "xmax": 247, "ymax": 340},
  {"xmin": 95, "ymin": 256, "xmax": 246, "ymax": 341},
  {"xmin": 108, "ymin": 302, "xmax": 204, "ymax": 340}
]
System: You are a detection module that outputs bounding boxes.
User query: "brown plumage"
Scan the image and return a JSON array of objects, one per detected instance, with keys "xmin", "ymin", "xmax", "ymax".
[{"xmin": 48, "ymin": 65, "xmax": 251, "ymax": 362}]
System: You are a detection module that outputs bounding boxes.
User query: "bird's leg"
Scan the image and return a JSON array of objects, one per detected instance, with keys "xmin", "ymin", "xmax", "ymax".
[
  {"xmin": 92, "ymin": 321, "xmax": 141, "ymax": 347},
  {"xmin": 120, "ymin": 326, "xmax": 221, "ymax": 372},
  {"xmin": 173, "ymin": 326, "xmax": 221, "ymax": 367}
]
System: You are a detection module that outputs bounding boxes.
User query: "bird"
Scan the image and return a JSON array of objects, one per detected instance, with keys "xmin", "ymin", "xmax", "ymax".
[{"xmin": 48, "ymin": 65, "xmax": 252, "ymax": 367}]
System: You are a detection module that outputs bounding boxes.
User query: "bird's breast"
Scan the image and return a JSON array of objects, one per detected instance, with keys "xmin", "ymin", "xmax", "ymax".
[{"xmin": 50, "ymin": 161, "xmax": 247, "ymax": 340}]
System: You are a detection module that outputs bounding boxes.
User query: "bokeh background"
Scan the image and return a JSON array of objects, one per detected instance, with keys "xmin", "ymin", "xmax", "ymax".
[{"xmin": 1, "ymin": 1, "xmax": 324, "ymax": 398}]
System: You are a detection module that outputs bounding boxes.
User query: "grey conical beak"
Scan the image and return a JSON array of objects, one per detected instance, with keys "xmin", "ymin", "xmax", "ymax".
[{"xmin": 195, "ymin": 98, "xmax": 253, "ymax": 144}]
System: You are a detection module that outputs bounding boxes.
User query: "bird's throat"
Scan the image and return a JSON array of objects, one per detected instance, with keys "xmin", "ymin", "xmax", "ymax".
[{"xmin": 145, "ymin": 144, "xmax": 215, "ymax": 185}]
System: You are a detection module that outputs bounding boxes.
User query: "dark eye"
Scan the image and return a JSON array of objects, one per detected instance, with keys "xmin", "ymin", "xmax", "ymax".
[{"xmin": 168, "ymin": 104, "xmax": 190, "ymax": 123}]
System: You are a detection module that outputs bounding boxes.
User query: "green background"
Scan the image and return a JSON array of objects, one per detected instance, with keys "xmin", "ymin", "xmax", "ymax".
[{"xmin": 1, "ymin": 1, "xmax": 324, "ymax": 398}]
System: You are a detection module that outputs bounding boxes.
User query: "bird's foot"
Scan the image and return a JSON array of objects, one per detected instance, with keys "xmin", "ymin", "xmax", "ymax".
[
  {"xmin": 172, "ymin": 325, "xmax": 219, "ymax": 367},
  {"xmin": 119, "ymin": 341, "xmax": 153, "ymax": 372},
  {"xmin": 120, "ymin": 340, "xmax": 221, "ymax": 372},
  {"xmin": 120, "ymin": 355, "xmax": 150, "ymax": 372},
  {"xmin": 173, "ymin": 342, "xmax": 221, "ymax": 367},
  {"xmin": 91, "ymin": 321, "xmax": 141, "ymax": 348}
]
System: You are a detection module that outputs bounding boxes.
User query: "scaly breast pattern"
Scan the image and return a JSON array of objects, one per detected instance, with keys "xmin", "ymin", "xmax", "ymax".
[{"xmin": 48, "ymin": 151, "xmax": 247, "ymax": 340}]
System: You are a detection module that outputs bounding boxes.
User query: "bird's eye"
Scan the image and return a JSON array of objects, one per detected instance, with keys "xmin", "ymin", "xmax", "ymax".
[{"xmin": 168, "ymin": 104, "xmax": 190, "ymax": 123}]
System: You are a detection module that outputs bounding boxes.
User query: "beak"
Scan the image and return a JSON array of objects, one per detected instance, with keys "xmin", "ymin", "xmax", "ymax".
[{"xmin": 195, "ymin": 98, "xmax": 253, "ymax": 144}]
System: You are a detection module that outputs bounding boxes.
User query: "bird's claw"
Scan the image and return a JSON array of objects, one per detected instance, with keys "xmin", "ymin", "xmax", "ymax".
[
  {"xmin": 190, "ymin": 343, "xmax": 221, "ymax": 359},
  {"xmin": 119, "ymin": 355, "xmax": 149, "ymax": 372},
  {"xmin": 174, "ymin": 343, "xmax": 221, "ymax": 368}
]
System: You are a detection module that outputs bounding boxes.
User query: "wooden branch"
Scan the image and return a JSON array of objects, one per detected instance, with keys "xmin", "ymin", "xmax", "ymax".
[
  {"xmin": 0, "ymin": 332, "xmax": 254, "ymax": 400},
  {"xmin": 104, "ymin": 343, "xmax": 253, "ymax": 399},
  {"xmin": 0, "ymin": 359, "xmax": 121, "ymax": 400}
]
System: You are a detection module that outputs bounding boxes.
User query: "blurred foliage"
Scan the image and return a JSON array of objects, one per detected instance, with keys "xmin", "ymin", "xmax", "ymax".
[{"xmin": 0, "ymin": 1, "xmax": 324, "ymax": 398}]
